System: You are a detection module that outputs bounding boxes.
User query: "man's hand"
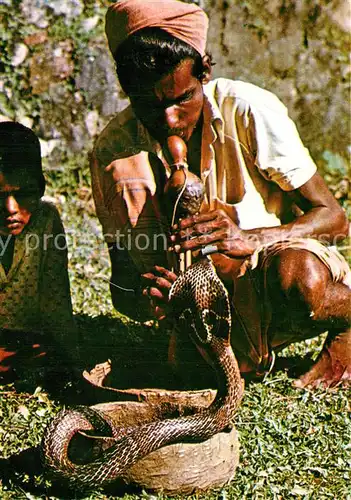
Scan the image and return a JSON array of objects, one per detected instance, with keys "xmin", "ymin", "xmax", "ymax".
[
  {"xmin": 170, "ymin": 209, "xmax": 257, "ymax": 258},
  {"xmin": 141, "ymin": 265, "xmax": 178, "ymax": 321}
]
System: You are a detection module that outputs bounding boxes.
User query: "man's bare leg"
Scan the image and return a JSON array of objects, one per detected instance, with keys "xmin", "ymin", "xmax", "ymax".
[
  {"xmin": 268, "ymin": 249, "xmax": 351, "ymax": 388},
  {"xmin": 293, "ymin": 328, "xmax": 351, "ymax": 388},
  {"xmin": 291, "ymin": 278, "xmax": 351, "ymax": 388}
]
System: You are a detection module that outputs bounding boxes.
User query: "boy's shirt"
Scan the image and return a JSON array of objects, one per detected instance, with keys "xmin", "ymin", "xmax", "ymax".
[{"xmin": 0, "ymin": 200, "xmax": 74, "ymax": 339}]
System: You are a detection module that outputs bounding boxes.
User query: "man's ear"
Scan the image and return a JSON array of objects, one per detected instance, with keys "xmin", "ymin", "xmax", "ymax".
[{"xmin": 200, "ymin": 55, "xmax": 212, "ymax": 84}]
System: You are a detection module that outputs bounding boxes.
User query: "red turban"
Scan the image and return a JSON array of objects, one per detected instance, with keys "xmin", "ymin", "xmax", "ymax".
[{"xmin": 105, "ymin": 0, "xmax": 209, "ymax": 57}]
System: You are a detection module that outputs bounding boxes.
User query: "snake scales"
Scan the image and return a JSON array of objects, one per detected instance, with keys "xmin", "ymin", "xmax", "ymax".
[{"xmin": 41, "ymin": 139, "xmax": 243, "ymax": 489}]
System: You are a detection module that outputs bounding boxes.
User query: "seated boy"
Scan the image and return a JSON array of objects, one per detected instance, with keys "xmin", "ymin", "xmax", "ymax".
[{"xmin": 0, "ymin": 121, "xmax": 76, "ymax": 391}]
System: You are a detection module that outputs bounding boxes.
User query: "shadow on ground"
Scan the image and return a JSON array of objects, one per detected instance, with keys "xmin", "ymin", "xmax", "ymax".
[
  {"xmin": 1, "ymin": 313, "xmax": 318, "ymax": 498},
  {"xmin": 273, "ymin": 353, "xmax": 315, "ymax": 379},
  {"xmin": 74, "ymin": 313, "xmax": 216, "ymax": 402},
  {"xmin": 0, "ymin": 313, "xmax": 218, "ymax": 499},
  {"xmin": 0, "ymin": 446, "xmax": 146, "ymax": 499}
]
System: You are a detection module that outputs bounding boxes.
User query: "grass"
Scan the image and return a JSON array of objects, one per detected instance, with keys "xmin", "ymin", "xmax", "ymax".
[{"xmin": 0, "ymin": 164, "xmax": 350, "ymax": 500}]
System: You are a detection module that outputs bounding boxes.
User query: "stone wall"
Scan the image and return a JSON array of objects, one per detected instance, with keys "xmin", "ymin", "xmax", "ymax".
[
  {"xmin": 0, "ymin": 0, "xmax": 350, "ymax": 193},
  {"xmin": 205, "ymin": 0, "xmax": 350, "ymax": 180}
]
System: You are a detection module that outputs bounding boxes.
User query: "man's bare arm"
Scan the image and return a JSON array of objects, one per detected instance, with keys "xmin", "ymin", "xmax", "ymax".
[
  {"xmin": 108, "ymin": 245, "xmax": 152, "ymax": 321},
  {"xmin": 171, "ymin": 172, "xmax": 349, "ymax": 257},
  {"xmin": 109, "ymin": 246, "xmax": 177, "ymax": 321},
  {"xmin": 249, "ymin": 171, "xmax": 349, "ymax": 246}
]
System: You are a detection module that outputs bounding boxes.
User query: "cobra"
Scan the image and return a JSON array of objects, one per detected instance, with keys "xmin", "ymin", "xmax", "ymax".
[{"xmin": 40, "ymin": 137, "xmax": 243, "ymax": 489}]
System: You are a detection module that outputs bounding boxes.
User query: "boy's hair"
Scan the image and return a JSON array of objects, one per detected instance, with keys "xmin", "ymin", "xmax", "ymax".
[
  {"xmin": 114, "ymin": 27, "xmax": 214, "ymax": 96},
  {"xmin": 0, "ymin": 121, "xmax": 45, "ymax": 195}
]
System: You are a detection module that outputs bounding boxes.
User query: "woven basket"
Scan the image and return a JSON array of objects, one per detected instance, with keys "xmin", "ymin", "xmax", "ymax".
[{"xmin": 90, "ymin": 388, "xmax": 240, "ymax": 495}]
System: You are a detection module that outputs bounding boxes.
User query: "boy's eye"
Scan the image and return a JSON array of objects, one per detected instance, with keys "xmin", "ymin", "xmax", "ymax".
[
  {"xmin": 0, "ymin": 190, "xmax": 40, "ymax": 199},
  {"xmin": 16, "ymin": 190, "xmax": 40, "ymax": 198}
]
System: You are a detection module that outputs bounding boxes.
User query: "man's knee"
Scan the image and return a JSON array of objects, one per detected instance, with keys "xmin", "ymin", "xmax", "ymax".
[{"xmin": 269, "ymin": 248, "xmax": 330, "ymax": 309}]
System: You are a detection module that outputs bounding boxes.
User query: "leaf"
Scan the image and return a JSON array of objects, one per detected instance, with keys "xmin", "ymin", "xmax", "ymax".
[
  {"xmin": 322, "ymin": 150, "xmax": 348, "ymax": 177},
  {"xmin": 36, "ymin": 408, "xmax": 47, "ymax": 417},
  {"xmin": 17, "ymin": 405, "xmax": 30, "ymax": 420},
  {"xmin": 291, "ymin": 485, "xmax": 310, "ymax": 495}
]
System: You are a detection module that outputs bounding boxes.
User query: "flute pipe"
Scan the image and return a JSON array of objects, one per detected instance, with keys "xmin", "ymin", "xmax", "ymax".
[
  {"xmin": 185, "ymin": 249, "xmax": 192, "ymax": 269},
  {"xmin": 179, "ymin": 252, "xmax": 185, "ymax": 273},
  {"xmin": 167, "ymin": 250, "xmax": 177, "ymax": 274}
]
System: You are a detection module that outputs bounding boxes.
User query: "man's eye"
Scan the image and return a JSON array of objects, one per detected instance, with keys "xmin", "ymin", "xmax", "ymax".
[
  {"xmin": 132, "ymin": 94, "xmax": 155, "ymax": 109},
  {"xmin": 180, "ymin": 92, "xmax": 194, "ymax": 103}
]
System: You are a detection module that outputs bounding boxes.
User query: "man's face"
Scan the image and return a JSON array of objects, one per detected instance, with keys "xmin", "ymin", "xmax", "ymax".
[
  {"xmin": 129, "ymin": 58, "xmax": 205, "ymax": 144},
  {"xmin": 0, "ymin": 170, "xmax": 41, "ymax": 236}
]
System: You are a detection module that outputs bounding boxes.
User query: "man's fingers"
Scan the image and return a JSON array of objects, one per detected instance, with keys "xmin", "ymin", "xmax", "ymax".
[
  {"xmin": 142, "ymin": 279, "xmax": 172, "ymax": 300},
  {"xmin": 174, "ymin": 230, "xmax": 224, "ymax": 252},
  {"xmin": 154, "ymin": 277, "xmax": 174, "ymax": 290},
  {"xmin": 140, "ymin": 267, "xmax": 177, "ymax": 322},
  {"xmin": 171, "ymin": 217, "xmax": 236, "ymax": 243},
  {"xmin": 142, "ymin": 272, "xmax": 157, "ymax": 281},
  {"xmin": 142, "ymin": 269, "xmax": 177, "ymax": 288},
  {"xmin": 154, "ymin": 305, "xmax": 167, "ymax": 321},
  {"xmin": 142, "ymin": 286, "xmax": 163, "ymax": 300},
  {"xmin": 173, "ymin": 211, "xmax": 217, "ymax": 230},
  {"xmin": 172, "ymin": 224, "xmax": 213, "ymax": 241},
  {"xmin": 149, "ymin": 287, "xmax": 165, "ymax": 300},
  {"xmin": 153, "ymin": 265, "xmax": 178, "ymax": 282}
]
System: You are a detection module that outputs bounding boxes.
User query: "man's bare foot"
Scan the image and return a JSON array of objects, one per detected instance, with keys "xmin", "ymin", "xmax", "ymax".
[
  {"xmin": 293, "ymin": 329, "xmax": 351, "ymax": 389},
  {"xmin": 83, "ymin": 359, "xmax": 112, "ymax": 387}
]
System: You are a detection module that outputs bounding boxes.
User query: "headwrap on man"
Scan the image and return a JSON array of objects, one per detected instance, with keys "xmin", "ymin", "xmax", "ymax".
[{"xmin": 105, "ymin": 0, "xmax": 209, "ymax": 57}]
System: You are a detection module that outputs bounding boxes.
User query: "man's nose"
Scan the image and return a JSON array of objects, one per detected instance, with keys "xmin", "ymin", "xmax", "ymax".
[
  {"xmin": 4, "ymin": 195, "xmax": 20, "ymax": 215},
  {"xmin": 164, "ymin": 105, "xmax": 180, "ymax": 130}
]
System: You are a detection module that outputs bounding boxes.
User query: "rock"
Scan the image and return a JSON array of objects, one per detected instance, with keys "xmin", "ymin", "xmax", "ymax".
[
  {"xmin": 85, "ymin": 110, "xmax": 99, "ymax": 138},
  {"xmin": 4, "ymin": 0, "xmax": 350, "ymax": 174},
  {"xmin": 81, "ymin": 16, "xmax": 100, "ymax": 32},
  {"xmin": 321, "ymin": 82, "xmax": 350, "ymax": 153},
  {"xmin": 269, "ymin": 37, "xmax": 297, "ymax": 73},
  {"xmin": 24, "ymin": 31, "xmax": 48, "ymax": 47},
  {"xmin": 71, "ymin": 123, "xmax": 89, "ymax": 152},
  {"xmin": 269, "ymin": 79, "xmax": 298, "ymax": 119},
  {"xmin": 216, "ymin": 5, "xmax": 274, "ymax": 87},
  {"xmin": 47, "ymin": 0, "xmax": 83, "ymax": 21},
  {"xmin": 11, "ymin": 43, "xmax": 29, "ymax": 67},
  {"xmin": 325, "ymin": 0, "xmax": 351, "ymax": 33},
  {"xmin": 334, "ymin": 178, "xmax": 350, "ymax": 200},
  {"xmin": 16, "ymin": 115, "xmax": 33, "ymax": 129},
  {"xmin": 0, "ymin": 92, "xmax": 14, "ymax": 119},
  {"xmin": 20, "ymin": 0, "xmax": 50, "ymax": 28},
  {"xmin": 296, "ymin": 52, "xmax": 331, "ymax": 93},
  {"xmin": 265, "ymin": 0, "xmax": 281, "ymax": 15},
  {"xmin": 39, "ymin": 138, "xmax": 61, "ymax": 158},
  {"xmin": 29, "ymin": 41, "xmax": 74, "ymax": 94},
  {"xmin": 39, "ymin": 85, "xmax": 75, "ymax": 139},
  {"xmin": 0, "ymin": 115, "xmax": 12, "ymax": 123},
  {"xmin": 75, "ymin": 45, "xmax": 127, "ymax": 116}
]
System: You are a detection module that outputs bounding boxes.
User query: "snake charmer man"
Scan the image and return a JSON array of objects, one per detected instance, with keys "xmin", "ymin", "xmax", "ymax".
[{"xmin": 90, "ymin": 0, "xmax": 351, "ymax": 389}]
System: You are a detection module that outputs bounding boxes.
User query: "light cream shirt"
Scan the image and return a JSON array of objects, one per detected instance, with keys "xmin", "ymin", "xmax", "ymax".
[{"xmin": 90, "ymin": 78, "xmax": 317, "ymax": 273}]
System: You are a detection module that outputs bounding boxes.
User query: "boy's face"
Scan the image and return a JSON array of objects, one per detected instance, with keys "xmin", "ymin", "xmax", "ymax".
[
  {"xmin": 129, "ymin": 58, "xmax": 206, "ymax": 145},
  {"xmin": 0, "ymin": 170, "xmax": 41, "ymax": 236}
]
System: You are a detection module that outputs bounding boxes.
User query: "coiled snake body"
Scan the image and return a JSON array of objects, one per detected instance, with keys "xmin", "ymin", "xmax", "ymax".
[
  {"xmin": 41, "ymin": 258, "xmax": 242, "ymax": 487},
  {"xmin": 41, "ymin": 139, "xmax": 243, "ymax": 488}
]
